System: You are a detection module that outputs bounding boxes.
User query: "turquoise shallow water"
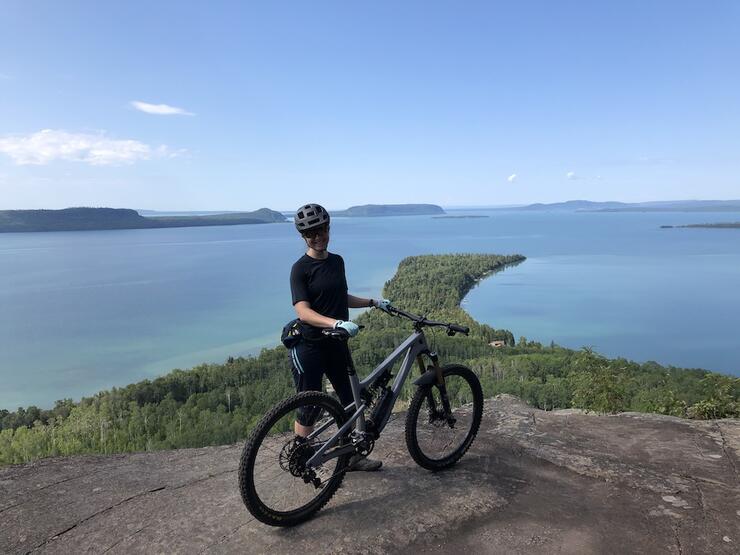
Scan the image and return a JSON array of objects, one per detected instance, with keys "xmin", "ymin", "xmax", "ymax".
[{"xmin": 1, "ymin": 209, "xmax": 739, "ymax": 409}]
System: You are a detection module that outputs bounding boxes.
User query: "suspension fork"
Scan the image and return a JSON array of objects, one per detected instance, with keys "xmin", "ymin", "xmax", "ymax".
[{"xmin": 416, "ymin": 353, "xmax": 454, "ymax": 420}]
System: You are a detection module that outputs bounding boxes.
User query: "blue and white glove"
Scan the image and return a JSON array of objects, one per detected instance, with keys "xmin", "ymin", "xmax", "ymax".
[
  {"xmin": 373, "ymin": 299, "xmax": 392, "ymax": 314},
  {"xmin": 334, "ymin": 320, "xmax": 360, "ymax": 337}
]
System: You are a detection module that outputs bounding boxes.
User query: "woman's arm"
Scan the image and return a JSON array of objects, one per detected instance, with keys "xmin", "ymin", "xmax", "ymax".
[
  {"xmin": 294, "ymin": 301, "xmax": 341, "ymax": 328},
  {"xmin": 347, "ymin": 294, "xmax": 374, "ymax": 309}
]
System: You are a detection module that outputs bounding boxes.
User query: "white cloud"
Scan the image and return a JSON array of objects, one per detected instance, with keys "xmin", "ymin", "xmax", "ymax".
[
  {"xmin": 566, "ymin": 171, "xmax": 577, "ymax": 180},
  {"xmin": 130, "ymin": 100, "xmax": 194, "ymax": 116},
  {"xmin": 0, "ymin": 129, "xmax": 180, "ymax": 166},
  {"xmin": 507, "ymin": 173, "xmax": 517, "ymax": 183}
]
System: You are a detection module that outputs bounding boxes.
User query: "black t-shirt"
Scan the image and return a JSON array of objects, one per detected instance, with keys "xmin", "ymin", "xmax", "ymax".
[{"xmin": 290, "ymin": 252, "xmax": 349, "ymax": 340}]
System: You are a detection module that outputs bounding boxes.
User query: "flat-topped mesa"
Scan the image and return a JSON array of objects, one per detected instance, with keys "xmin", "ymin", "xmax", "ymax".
[
  {"xmin": 332, "ymin": 204, "xmax": 445, "ymax": 217},
  {"xmin": 0, "ymin": 207, "xmax": 286, "ymax": 233}
]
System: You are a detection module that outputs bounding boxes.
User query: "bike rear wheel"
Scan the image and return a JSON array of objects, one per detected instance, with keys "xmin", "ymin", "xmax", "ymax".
[
  {"xmin": 405, "ymin": 364, "xmax": 483, "ymax": 471},
  {"xmin": 238, "ymin": 391, "xmax": 350, "ymax": 526}
]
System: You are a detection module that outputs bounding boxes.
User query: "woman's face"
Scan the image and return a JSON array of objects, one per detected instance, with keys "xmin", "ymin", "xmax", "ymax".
[{"xmin": 302, "ymin": 224, "xmax": 330, "ymax": 252}]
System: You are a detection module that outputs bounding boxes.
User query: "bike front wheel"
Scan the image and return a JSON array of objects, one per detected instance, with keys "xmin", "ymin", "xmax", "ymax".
[
  {"xmin": 405, "ymin": 364, "xmax": 483, "ymax": 471},
  {"xmin": 238, "ymin": 391, "xmax": 350, "ymax": 527}
]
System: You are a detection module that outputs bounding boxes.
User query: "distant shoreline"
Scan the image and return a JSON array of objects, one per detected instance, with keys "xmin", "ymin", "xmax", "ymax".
[
  {"xmin": 0, "ymin": 207, "xmax": 286, "ymax": 233},
  {"xmin": 0, "ymin": 204, "xmax": 447, "ymax": 233}
]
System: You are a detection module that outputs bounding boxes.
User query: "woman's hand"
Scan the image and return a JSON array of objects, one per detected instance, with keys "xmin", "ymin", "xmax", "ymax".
[
  {"xmin": 333, "ymin": 320, "xmax": 360, "ymax": 337},
  {"xmin": 373, "ymin": 299, "xmax": 392, "ymax": 313}
]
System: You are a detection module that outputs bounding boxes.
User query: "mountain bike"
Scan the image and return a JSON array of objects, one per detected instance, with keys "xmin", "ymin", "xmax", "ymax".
[{"xmin": 238, "ymin": 305, "xmax": 484, "ymax": 527}]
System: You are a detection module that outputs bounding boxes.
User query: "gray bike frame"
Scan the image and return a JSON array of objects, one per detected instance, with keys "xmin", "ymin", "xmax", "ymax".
[{"xmin": 306, "ymin": 329, "xmax": 433, "ymax": 468}]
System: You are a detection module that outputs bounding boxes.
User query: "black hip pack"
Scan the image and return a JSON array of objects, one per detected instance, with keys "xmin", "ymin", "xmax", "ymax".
[{"xmin": 281, "ymin": 318, "xmax": 303, "ymax": 349}]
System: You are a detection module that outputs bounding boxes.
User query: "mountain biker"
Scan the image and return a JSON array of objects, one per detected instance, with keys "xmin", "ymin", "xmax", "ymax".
[{"xmin": 289, "ymin": 203, "xmax": 390, "ymax": 472}]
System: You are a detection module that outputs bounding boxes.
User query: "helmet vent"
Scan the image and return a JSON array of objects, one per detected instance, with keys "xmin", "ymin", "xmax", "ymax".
[{"xmin": 294, "ymin": 203, "xmax": 330, "ymax": 232}]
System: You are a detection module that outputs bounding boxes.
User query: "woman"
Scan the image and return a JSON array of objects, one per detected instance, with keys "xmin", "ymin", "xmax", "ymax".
[{"xmin": 289, "ymin": 203, "xmax": 389, "ymax": 472}]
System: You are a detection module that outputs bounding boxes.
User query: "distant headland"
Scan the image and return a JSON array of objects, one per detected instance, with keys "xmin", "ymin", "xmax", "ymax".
[{"xmin": 0, "ymin": 207, "xmax": 286, "ymax": 233}]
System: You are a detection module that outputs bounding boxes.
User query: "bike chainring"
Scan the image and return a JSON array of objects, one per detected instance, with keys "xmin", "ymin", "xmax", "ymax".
[{"xmin": 356, "ymin": 436, "xmax": 375, "ymax": 457}]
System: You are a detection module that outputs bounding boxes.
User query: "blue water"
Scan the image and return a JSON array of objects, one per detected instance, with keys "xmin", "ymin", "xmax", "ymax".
[{"xmin": 1, "ymin": 210, "xmax": 739, "ymax": 409}]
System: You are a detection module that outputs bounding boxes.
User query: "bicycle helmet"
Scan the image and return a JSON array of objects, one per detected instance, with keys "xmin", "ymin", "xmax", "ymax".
[{"xmin": 294, "ymin": 203, "xmax": 330, "ymax": 232}]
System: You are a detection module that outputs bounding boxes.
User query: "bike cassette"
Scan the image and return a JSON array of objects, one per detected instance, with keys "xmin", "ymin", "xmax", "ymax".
[{"xmin": 280, "ymin": 439, "xmax": 316, "ymax": 477}]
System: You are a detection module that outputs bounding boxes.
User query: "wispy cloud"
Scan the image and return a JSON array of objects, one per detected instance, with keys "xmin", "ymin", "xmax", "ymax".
[
  {"xmin": 507, "ymin": 173, "xmax": 518, "ymax": 183},
  {"xmin": 130, "ymin": 100, "xmax": 194, "ymax": 116},
  {"xmin": 0, "ymin": 129, "xmax": 181, "ymax": 166},
  {"xmin": 0, "ymin": 72, "xmax": 13, "ymax": 80},
  {"xmin": 566, "ymin": 171, "xmax": 578, "ymax": 180}
]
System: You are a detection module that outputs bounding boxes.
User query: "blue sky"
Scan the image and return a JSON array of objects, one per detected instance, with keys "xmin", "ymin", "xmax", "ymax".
[{"xmin": 1, "ymin": 1, "xmax": 738, "ymax": 210}]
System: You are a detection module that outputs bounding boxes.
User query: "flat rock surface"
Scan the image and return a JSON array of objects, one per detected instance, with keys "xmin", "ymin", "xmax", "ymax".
[{"xmin": 1, "ymin": 395, "xmax": 738, "ymax": 554}]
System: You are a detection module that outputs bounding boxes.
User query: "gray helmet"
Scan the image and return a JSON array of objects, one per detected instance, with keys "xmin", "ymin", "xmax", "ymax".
[{"xmin": 294, "ymin": 203, "xmax": 330, "ymax": 232}]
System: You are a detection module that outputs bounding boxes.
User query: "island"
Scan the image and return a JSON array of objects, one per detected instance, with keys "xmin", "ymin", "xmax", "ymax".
[
  {"xmin": 662, "ymin": 222, "xmax": 740, "ymax": 229},
  {"xmin": 0, "ymin": 207, "xmax": 286, "ymax": 233},
  {"xmin": 332, "ymin": 203, "xmax": 445, "ymax": 217},
  {"xmin": 682, "ymin": 222, "xmax": 740, "ymax": 228},
  {"xmin": 432, "ymin": 215, "xmax": 489, "ymax": 219}
]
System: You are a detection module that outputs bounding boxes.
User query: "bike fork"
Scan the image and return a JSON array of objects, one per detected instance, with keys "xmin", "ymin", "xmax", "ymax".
[{"xmin": 416, "ymin": 354, "xmax": 454, "ymax": 422}]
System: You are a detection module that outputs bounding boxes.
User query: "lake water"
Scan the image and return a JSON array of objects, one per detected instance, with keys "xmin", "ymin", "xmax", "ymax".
[{"xmin": 2, "ymin": 209, "xmax": 739, "ymax": 410}]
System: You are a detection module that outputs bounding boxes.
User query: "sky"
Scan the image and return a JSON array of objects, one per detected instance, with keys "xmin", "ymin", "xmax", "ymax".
[{"xmin": 0, "ymin": 1, "xmax": 738, "ymax": 211}]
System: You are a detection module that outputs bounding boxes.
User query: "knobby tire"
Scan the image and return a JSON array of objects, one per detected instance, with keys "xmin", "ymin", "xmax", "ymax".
[
  {"xmin": 405, "ymin": 364, "xmax": 483, "ymax": 471},
  {"xmin": 238, "ymin": 391, "xmax": 349, "ymax": 527}
]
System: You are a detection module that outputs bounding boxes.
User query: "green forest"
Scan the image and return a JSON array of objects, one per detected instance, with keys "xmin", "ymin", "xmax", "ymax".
[{"xmin": 1, "ymin": 253, "xmax": 738, "ymax": 466}]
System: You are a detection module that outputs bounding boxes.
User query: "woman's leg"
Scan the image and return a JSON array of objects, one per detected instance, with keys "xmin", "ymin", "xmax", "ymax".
[
  {"xmin": 289, "ymin": 341, "xmax": 325, "ymax": 437},
  {"xmin": 323, "ymin": 341, "xmax": 355, "ymax": 410},
  {"xmin": 324, "ymin": 341, "xmax": 383, "ymax": 471}
]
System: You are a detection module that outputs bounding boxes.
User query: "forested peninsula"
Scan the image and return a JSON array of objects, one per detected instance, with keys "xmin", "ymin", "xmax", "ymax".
[
  {"xmin": 1, "ymin": 253, "xmax": 737, "ymax": 466},
  {"xmin": 0, "ymin": 207, "xmax": 285, "ymax": 233},
  {"xmin": 332, "ymin": 204, "xmax": 445, "ymax": 217}
]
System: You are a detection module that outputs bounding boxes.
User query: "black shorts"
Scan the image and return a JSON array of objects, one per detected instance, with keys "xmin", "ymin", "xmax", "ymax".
[{"xmin": 289, "ymin": 339, "xmax": 354, "ymax": 426}]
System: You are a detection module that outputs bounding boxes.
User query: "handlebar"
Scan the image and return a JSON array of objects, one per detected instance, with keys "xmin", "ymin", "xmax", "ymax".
[
  {"xmin": 386, "ymin": 306, "xmax": 470, "ymax": 336},
  {"xmin": 319, "ymin": 305, "xmax": 470, "ymax": 339}
]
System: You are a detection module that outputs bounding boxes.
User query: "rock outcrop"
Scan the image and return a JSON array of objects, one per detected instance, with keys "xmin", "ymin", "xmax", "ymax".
[{"xmin": 1, "ymin": 395, "xmax": 738, "ymax": 554}]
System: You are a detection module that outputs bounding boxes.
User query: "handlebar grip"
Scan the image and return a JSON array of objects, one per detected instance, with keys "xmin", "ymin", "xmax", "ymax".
[{"xmin": 449, "ymin": 324, "xmax": 470, "ymax": 335}]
